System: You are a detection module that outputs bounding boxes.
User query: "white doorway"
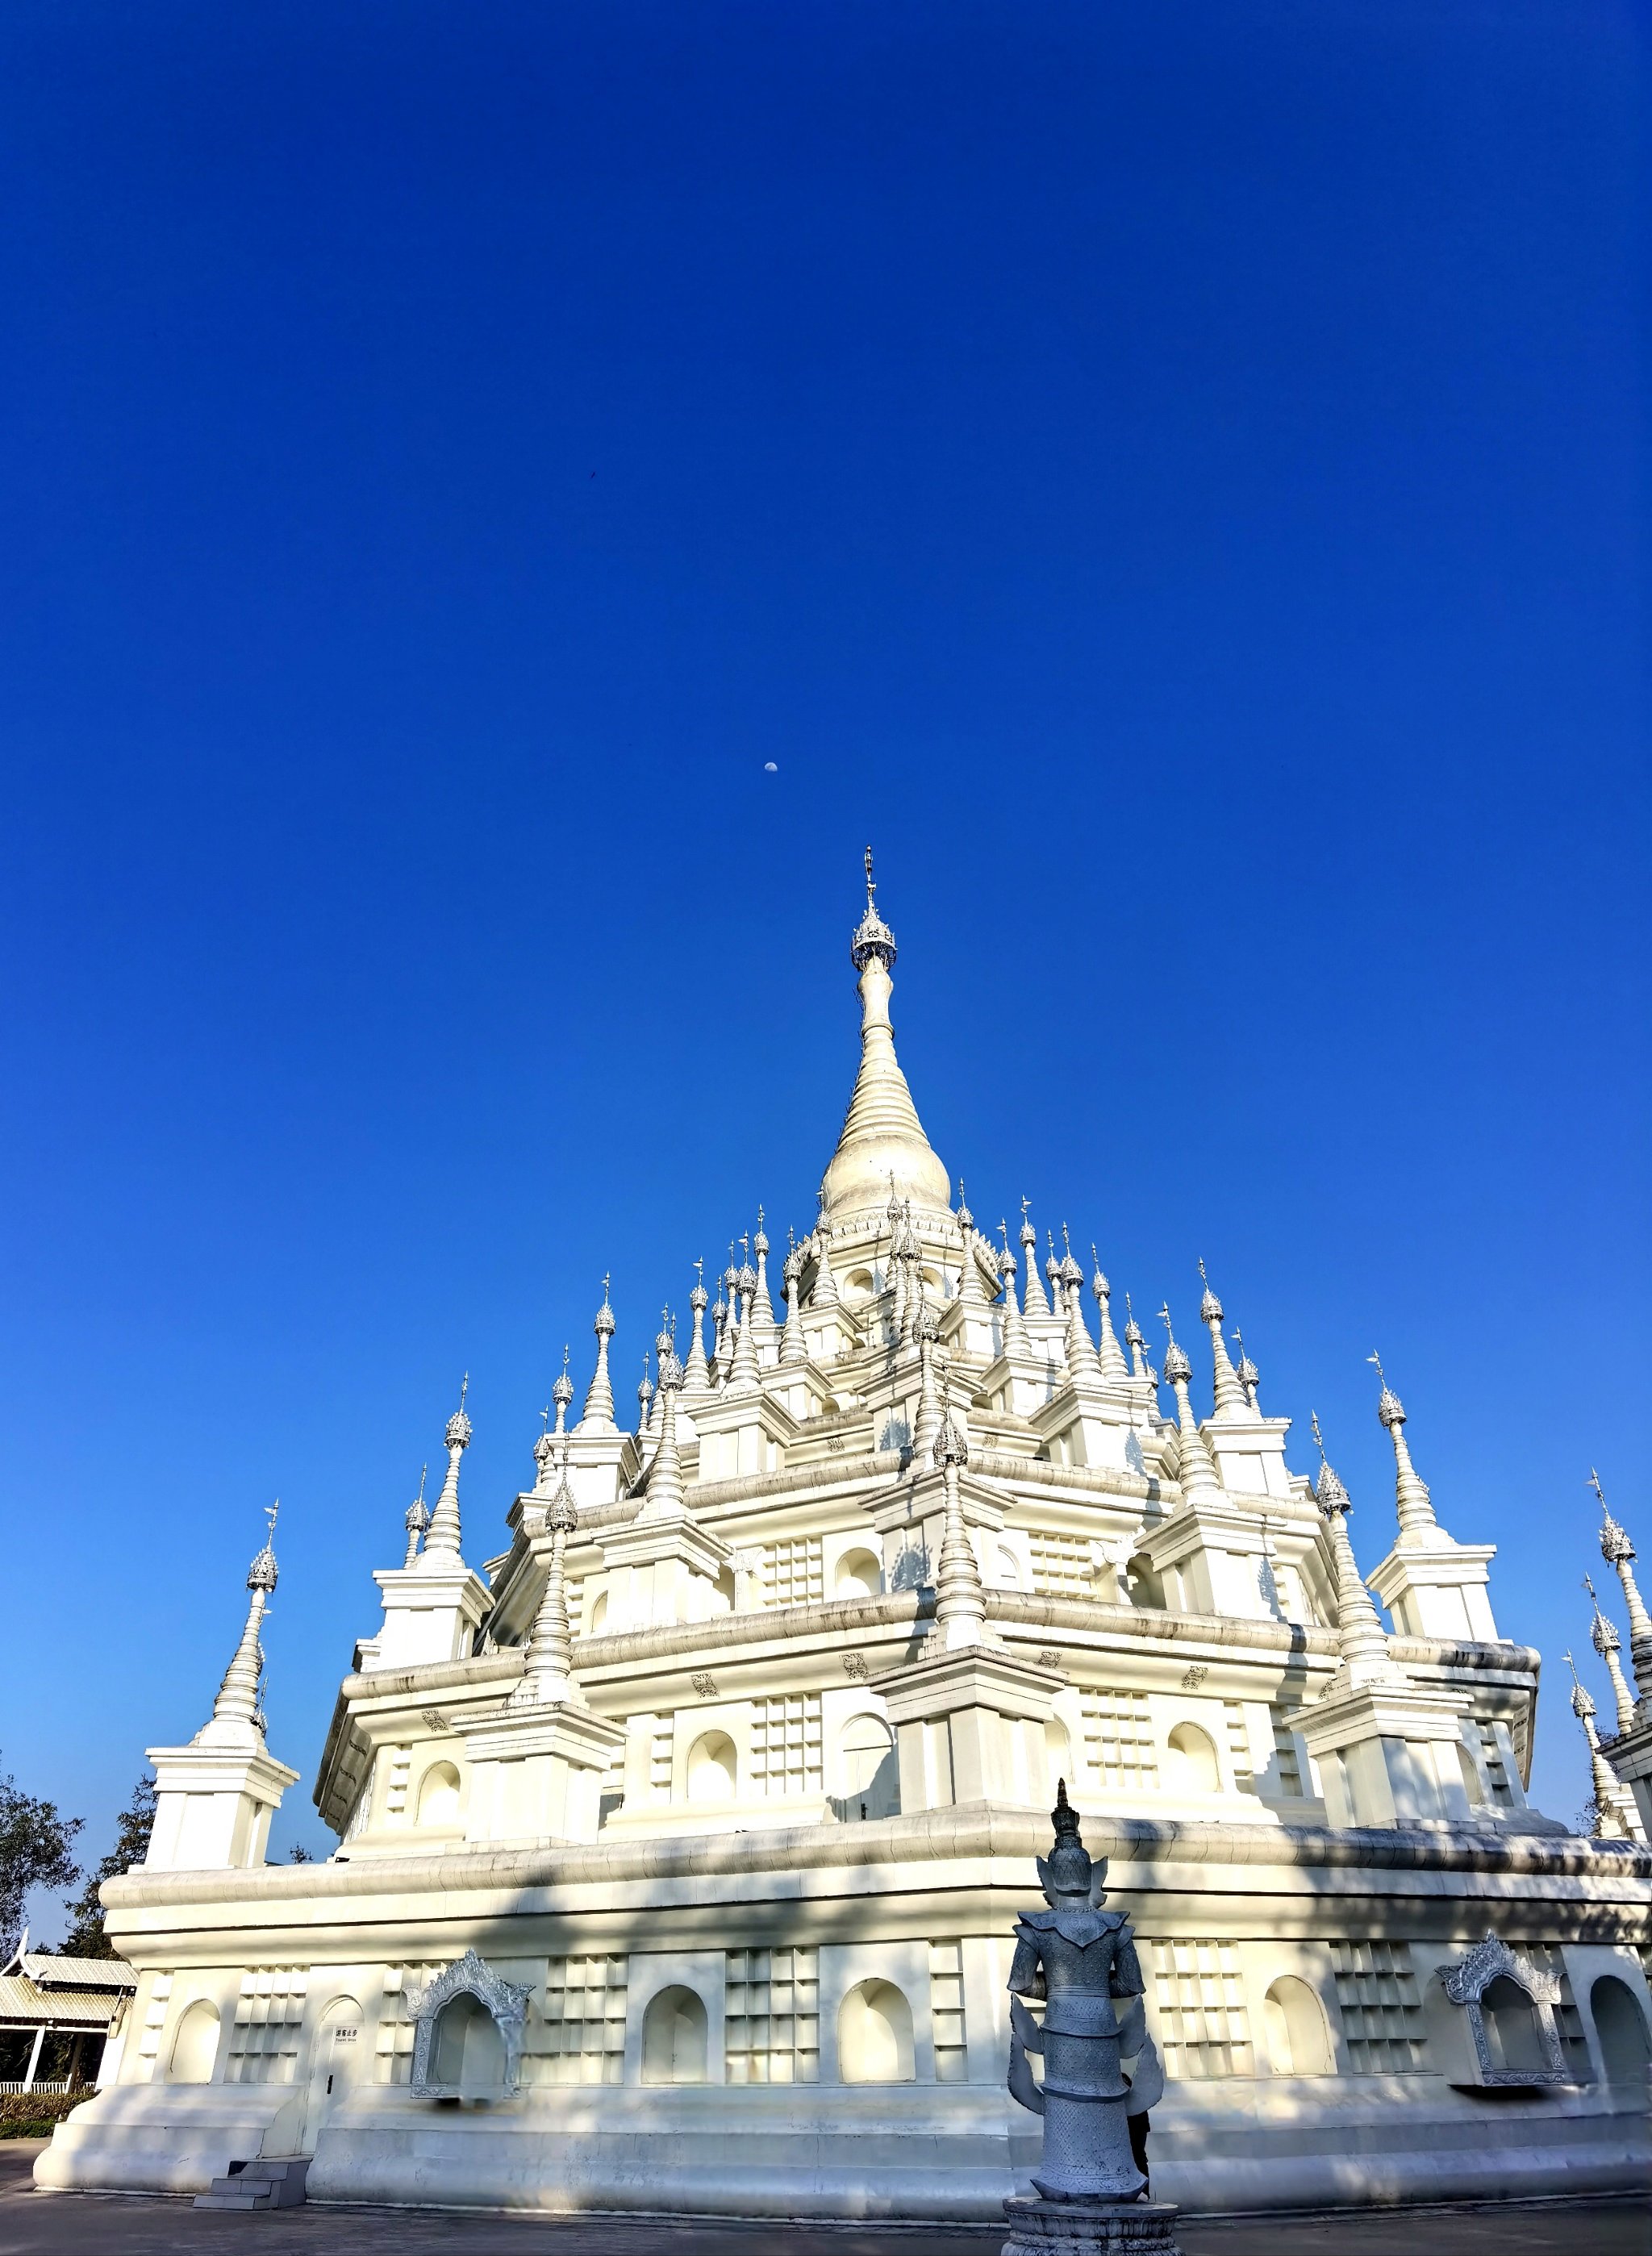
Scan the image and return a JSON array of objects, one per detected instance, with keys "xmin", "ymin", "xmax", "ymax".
[{"xmin": 300, "ymin": 1996, "xmax": 364, "ymax": 2154}]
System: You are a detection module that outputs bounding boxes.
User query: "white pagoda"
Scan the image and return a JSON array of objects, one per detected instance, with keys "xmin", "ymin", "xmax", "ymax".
[{"xmin": 37, "ymin": 859, "xmax": 1652, "ymax": 2220}]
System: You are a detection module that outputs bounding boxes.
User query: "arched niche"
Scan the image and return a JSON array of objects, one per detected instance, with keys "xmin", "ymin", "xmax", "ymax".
[
  {"xmin": 168, "ymin": 1999, "xmax": 220, "ymax": 2084},
  {"xmin": 416, "ymin": 1759, "xmax": 461, "ymax": 1827},
  {"xmin": 641, "ymin": 1985, "xmax": 708, "ymax": 2083},
  {"xmin": 408, "ymin": 1951, "xmax": 530, "ymax": 2098},
  {"xmin": 995, "ymin": 1547, "xmax": 1022, "ymax": 1591},
  {"xmin": 714, "ymin": 1565, "xmax": 737, "ymax": 1613},
  {"xmin": 1163, "ymin": 1721, "xmax": 1220, "ymax": 1795},
  {"xmin": 1482, "ymin": 1976, "xmax": 1548, "ymax": 2077},
  {"xmin": 686, "ymin": 1730, "xmax": 737, "ymax": 1803},
  {"xmin": 1263, "ymin": 1977, "xmax": 1331, "ymax": 2076},
  {"xmin": 1044, "ymin": 1717, "xmax": 1072, "ymax": 1797},
  {"xmin": 838, "ymin": 1979, "xmax": 915, "ymax": 2083},
  {"xmin": 1591, "ymin": 1975, "xmax": 1651, "ymax": 2095},
  {"xmin": 836, "ymin": 1712, "xmax": 899, "ymax": 1821},
  {"xmin": 1437, "ymin": 1932, "xmax": 1566, "ymax": 2087},
  {"xmin": 835, "ymin": 1547, "xmax": 883, "ymax": 1599},
  {"xmin": 587, "ymin": 1589, "xmax": 609, "ymax": 1635}
]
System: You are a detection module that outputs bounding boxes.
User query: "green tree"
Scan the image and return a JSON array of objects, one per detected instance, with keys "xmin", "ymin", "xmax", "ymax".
[
  {"xmin": 0, "ymin": 1759, "xmax": 81, "ymax": 1961},
  {"xmin": 58, "ymin": 1773, "xmax": 155, "ymax": 1959}
]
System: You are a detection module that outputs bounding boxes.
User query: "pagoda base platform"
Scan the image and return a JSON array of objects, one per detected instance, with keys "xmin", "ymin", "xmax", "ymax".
[{"xmin": 1002, "ymin": 2195, "xmax": 1183, "ymax": 2256}]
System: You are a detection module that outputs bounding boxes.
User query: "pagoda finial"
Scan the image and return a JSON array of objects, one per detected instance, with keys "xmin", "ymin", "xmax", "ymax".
[
  {"xmin": 1596, "ymin": 1472, "xmax": 1652, "ymax": 1710},
  {"xmin": 849, "ymin": 844, "xmax": 897, "ymax": 973},
  {"xmin": 578, "ymin": 1278, "xmax": 618, "ymax": 1431},
  {"xmin": 403, "ymin": 1464, "xmax": 430, "ymax": 1563},
  {"xmin": 1365, "ymin": 1352, "xmax": 1441, "ymax": 1545},
  {"xmin": 1087, "ymin": 1244, "xmax": 1127, "ymax": 1379},
  {"xmin": 1056, "ymin": 1223, "xmax": 1100, "ymax": 1382},
  {"xmin": 1566, "ymin": 1647, "xmax": 1645, "ymax": 1839},
  {"xmin": 1122, "ymin": 1290, "xmax": 1149, "ymax": 1381},
  {"xmin": 202, "ymin": 1504, "xmax": 282, "ymax": 1743},
  {"xmin": 425, "ymin": 1383, "xmax": 472, "ymax": 1556},
  {"xmin": 1196, "ymin": 1262, "xmax": 1245, "ymax": 1417},
  {"xmin": 513, "ymin": 1441, "xmax": 582, "ymax": 1708},
  {"xmin": 1310, "ymin": 1416, "xmax": 1400, "ymax": 1688},
  {"xmin": 1160, "ymin": 1305, "xmax": 1217, "ymax": 1498},
  {"xmin": 1230, "ymin": 1326, "xmax": 1261, "ymax": 1412},
  {"xmin": 551, "ymin": 1344, "xmax": 574, "ymax": 1433},
  {"xmin": 994, "ymin": 1226, "xmax": 1032, "ymax": 1359},
  {"xmin": 682, "ymin": 1261, "xmax": 712, "ymax": 1398},
  {"xmin": 1018, "ymin": 1200, "xmax": 1049, "ymax": 1318},
  {"xmin": 1585, "ymin": 1572, "xmax": 1637, "ymax": 1734},
  {"xmin": 933, "ymin": 1396, "xmax": 990, "ymax": 1649}
]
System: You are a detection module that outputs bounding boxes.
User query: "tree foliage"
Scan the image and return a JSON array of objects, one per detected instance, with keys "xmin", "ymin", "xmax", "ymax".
[
  {"xmin": 0, "ymin": 1758, "xmax": 81, "ymax": 1961},
  {"xmin": 59, "ymin": 1773, "xmax": 156, "ymax": 1959}
]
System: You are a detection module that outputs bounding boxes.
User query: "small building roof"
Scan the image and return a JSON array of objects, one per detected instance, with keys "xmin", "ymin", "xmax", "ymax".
[
  {"xmin": 19, "ymin": 1952, "xmax": 136, "ymax": 1991},
  {"xmin": 0, "ymin": 1974, "xmax": 123, "ymax": 2029}
]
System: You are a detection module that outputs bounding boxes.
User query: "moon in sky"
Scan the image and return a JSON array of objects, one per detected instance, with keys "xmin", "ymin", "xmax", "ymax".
[{"xmin": 763, "ymin": 761, "xmax": 778, "ymax": 773}]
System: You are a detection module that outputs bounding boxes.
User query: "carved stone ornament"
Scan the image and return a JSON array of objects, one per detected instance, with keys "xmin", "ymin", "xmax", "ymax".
[
  {"xmin": 407, "ymin": 1950, "xmax": 532, "ymax": 2098},
  {"xmin": 1180, "ymin": 1665, "xmax": 1209, "ymax": 1690},
  {"xmin": 421, "ymin": 1708, "xmax": 451, "ymax": 1733},
  {"xmin": 690, "ymin": 1671, "xmax": 719, "ymax": 1699},
  {"xmin": 1437, "ymin": 1931, "xmax": 1567, "ymax": 2088},
  {"xmin": 842, "ymin": 1653, "xmax": 870, "ymax": 1683}
]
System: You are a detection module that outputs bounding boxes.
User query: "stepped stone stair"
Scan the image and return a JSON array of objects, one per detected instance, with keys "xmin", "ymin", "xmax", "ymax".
[{"xmin": 193, "ymin": 2157, "xmax": 310, "ymax": 2210}]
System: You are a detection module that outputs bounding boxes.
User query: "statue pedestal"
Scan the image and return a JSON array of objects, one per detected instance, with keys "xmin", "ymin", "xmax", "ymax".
[{"xmin": 1002, "ymin": 2195, "xmax": 1183, "ymax": 2256}]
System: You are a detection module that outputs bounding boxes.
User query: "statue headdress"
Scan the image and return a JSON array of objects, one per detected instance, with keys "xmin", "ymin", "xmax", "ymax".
[{"xmin": 1036, "ymin": 1779, "xmax": 1106, "ymax": 1904}]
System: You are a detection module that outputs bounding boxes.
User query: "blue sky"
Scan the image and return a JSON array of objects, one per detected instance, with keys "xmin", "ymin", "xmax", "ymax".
[{"xmin": 2, "ymin": 2, "xmax": 1645, "ymax": 1913}]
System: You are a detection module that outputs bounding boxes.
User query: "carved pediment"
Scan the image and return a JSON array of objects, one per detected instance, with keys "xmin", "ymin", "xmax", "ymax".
[{"xmin": 1440, "ymin": 1931, "xmax": 1560, "ymax": 2008}]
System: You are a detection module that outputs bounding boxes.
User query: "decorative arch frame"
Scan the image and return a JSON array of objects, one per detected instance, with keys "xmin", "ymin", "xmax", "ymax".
[
  {"xmin": 408, "ymin": 1950, "xmax": 532, "ymax": 2097},
  {"xmin": 1439, "ymin": 1932, "xmax": 1567, "ymax": 2087}
]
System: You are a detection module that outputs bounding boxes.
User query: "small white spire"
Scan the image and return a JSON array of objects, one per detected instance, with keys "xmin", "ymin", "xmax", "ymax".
[
  {"xmin": 551, "ymin": 1346, "xmax": 574, "ymax": 1436},
  {"xmin": 954, "ymin": 1181, "xmax": 988, "ymax": 1311},
  {"xmin": 204, "ymin": 1505, "xmax": 281, "ymax": 1741},
  {"xmin": 1019, "ymin": 1199, "xmax": 1049, "ymax": 1318},
  {"xmin": 1123, "ymin": 1291, "xmax": 1151, "ymax": 1382},
  {"xmin": 578, "ymin": 1281, "xmax": 617, "ymax": 1431},
  {"xmin": 996, "ymin": 1224, "xmax": 1032, "ymax": 1359},
  {"xmin": 1091, "ymin": 1248, "xmax": 1128, "ymax": 1380},
  {"xmin": 1566, "ymin": 1650, "xmax": 1644, "ymax": 1841},
  {"xmin": 1311, "ymin": 1414, "xmax": 1402, "ymax": 1689},
  {"xmin": 728, "ymin": 1245, "xmax": 761, "ymax": 1393},
  {"xmin": 1159, "ymin": 1307, "xmax": 1220, "ymax": 1498},
  {"xmin": 1060, "ymin": 1224, "xmax": 1102, "ymax": 1382},
  {"xmin": 912, "ymin": 1283, "xmax": 945, "ymax": 1460},
  {"xmin": 1199, "ymin": 1261, "xmax": 1247, "ymax": 1417},
  {"xmin": 780, "ymin": 1233, "xmax": 807, "ymax": 1365},
  {"xmin": 1231, "ymin": 1327, "xmax": 1260, "ymax": 1412},
  {"xmin": 811, "ymin": 1223, "xmax": 841, "ymax": 1309},
  {"xmin": 1596, "ymin": 1470, "xmax": 1652, "ymax": 1709},
  {"xmin": 933, "ymin": 1415, "xmax": 989, "ymax": 1649},
  {"xmin": 1586, "ymin": 1574, "xmax": 1637, "ymax": 1735},
  {"xmin": 403, "ymin": 1466, "xmax": 430, "ymax": 1566},
  {"xmin": 1368, "ymin": 1353, "xmax": 1442, "ymax": 1545},
  {"xmin": 643, "ymin": 1322, "xmax": 687, "ymax": 1518},
  {"xmin": 424, "ymin": 1378, "xmax": 471, "ymax": 1556},
  {"xmin": 514, "ymin": 1449, "xmax": 580, "ymax": 1705},
  {"xmin": 749, "ymin": 1207, "xmax": 778, "ymax": 1357},
  {"xmin": 682, "ymin": 1261, "xmax": 711, "ymax": 1399},
  {"xmin": 532, "ymin": 1420, "xmax": 557, "ymax": 1495}
]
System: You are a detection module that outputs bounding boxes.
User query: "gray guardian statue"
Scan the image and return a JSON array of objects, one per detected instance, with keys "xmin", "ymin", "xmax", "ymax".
[{"xmin": 1003, "ymin": 1783, "xmax": 1182, "ymax": 2256}]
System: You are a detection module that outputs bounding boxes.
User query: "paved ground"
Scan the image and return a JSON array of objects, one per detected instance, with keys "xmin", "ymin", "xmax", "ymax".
[{"xmin": 1, "ymin": 2144, "xmax": 1646, "ymax": 2254}]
